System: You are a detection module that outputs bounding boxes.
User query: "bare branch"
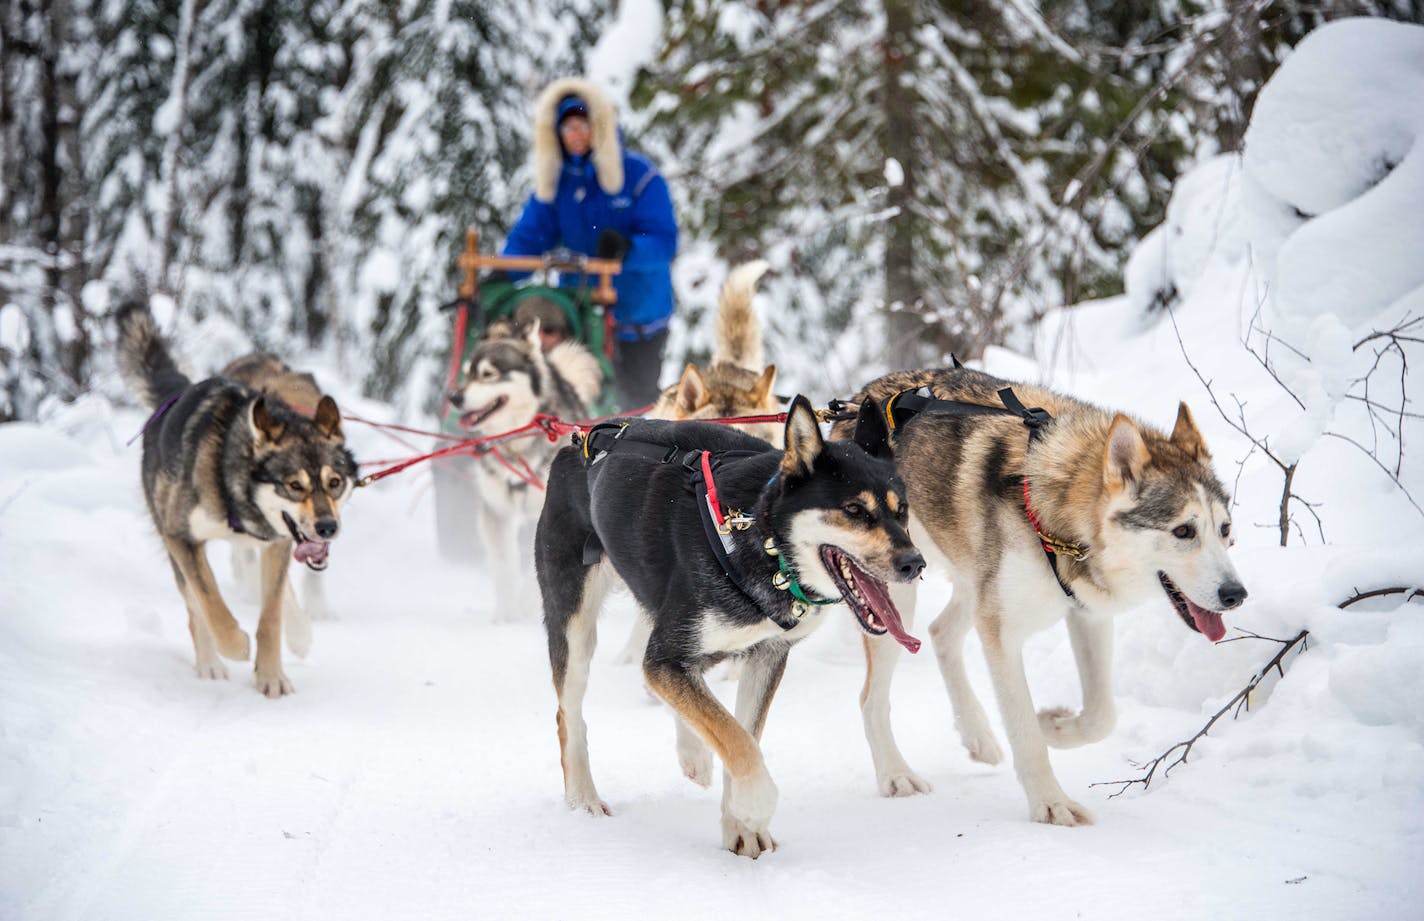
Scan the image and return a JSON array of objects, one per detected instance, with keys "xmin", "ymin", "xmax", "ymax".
[{"xmin": 1094, "ymin": 585, "xmax": 1422, "ymax": 798}]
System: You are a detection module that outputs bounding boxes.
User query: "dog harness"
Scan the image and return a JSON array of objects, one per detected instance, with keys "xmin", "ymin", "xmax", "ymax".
[
  {"xmin": 577, "ymin": 422, "xmax": 835, "ymax": 629},
  {"xmin": 880, "ymin": 384, "xmax": 1086, "ymax": 599}
]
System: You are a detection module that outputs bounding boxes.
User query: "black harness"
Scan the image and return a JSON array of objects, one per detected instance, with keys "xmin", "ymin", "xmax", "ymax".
[
  {"xmin": 577, "ymin": 423, "xmax": 824, "ymax": 630},
  {"xmin": 881, "ymin": 385, "xmax": 1083, "ymax": 600}
]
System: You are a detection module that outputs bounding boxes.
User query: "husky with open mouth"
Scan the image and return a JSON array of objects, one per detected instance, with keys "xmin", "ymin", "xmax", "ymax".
[
  {"xmin": 831, "ymin": 366, "xmax": 1247, "ymax": 825},
  {"xmin": 535, "ymin": 396, "xmax": 925, "ymax": 857},
  {"xmin": 115, "ymin": 303, "xmax": 357, "ymax": 697},
  {"xmin": 448, "ymin": 320, "xmax": 602, "ymax": 621}
]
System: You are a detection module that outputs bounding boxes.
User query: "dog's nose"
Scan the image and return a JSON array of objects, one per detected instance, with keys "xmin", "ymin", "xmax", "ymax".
[
  {"xmin": 894, "ymin": 550, "xmax": 926, "ymax": 582},
  {"xmin": 314, "ymin": 518, "xmax": 339, "ymax": 540},
  {"xmin": 1218, "ymin": 581, "xmax": 1247, "ymax": 610},
  {"xmin": 448, "ymin": 390, "xmax": 464, "ymax": 409}
]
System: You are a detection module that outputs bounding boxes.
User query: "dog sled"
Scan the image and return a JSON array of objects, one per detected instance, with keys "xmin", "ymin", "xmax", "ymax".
[{"xmin": 432, "ymin": 228, "xmax": 622, "ymax": 559}]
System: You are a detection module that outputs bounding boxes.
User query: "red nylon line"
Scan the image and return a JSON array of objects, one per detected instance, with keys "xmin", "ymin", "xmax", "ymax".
[
  {"xmin": 700, "ymin": 450, "xmax": 726, "ymax": 528},
  {"xmin": 489, "ymin": 446, "xmax": 545, "ymax": 491},
  {"xmin": 1022, "ymin": 478, "xmax": 1053, "ymax": 554},
  {"xmin": 344, "ymin": 414, "xmax": 469, "ymax": 442},
  {"xmin": 699, "ymin": 412, "xmax": 788, "ymax": 427}
]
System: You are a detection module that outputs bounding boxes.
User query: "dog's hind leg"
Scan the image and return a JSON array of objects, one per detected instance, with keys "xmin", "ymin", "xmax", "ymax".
[
  {"xmin": 163, "ymin": 537, "xmax": 250, "ymax": 663},
  {"xmin": 860, "ymin": 580, "xmax": 933, "ymax": 796},
  {"xmin": 927, "ymin": 584, "xmax": 1003, "ymax": 766},
  {"xmin": 979, "ymin": 601, "xmax": 1092, "ymax": 827},
  {"xmin": 613, "ymin": 613, "xmax": 652, "ymax": 666},
  {"xmin": 254, "ymin": 540, "xmax": 295, "ymax": 698},
  {"xmin": 646, "ymin": 650, "xmax": 780, "ymax": 858},
  {"xmin": 1038, "ymin": 609, "xmax": 1116, "ymax": 748},
  {"xmin": 548, "ymin": 564, "xmax": 612, "ymax": 815},
  {"xmin": 283, "ymin": 581, "xmax": 312, "ymax": 660}
]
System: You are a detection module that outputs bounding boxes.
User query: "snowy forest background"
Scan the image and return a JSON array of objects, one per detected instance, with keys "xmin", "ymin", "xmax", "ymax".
[{"xmin": 4, "ymin": 0, "xmax": 1422, "ymax": 422}]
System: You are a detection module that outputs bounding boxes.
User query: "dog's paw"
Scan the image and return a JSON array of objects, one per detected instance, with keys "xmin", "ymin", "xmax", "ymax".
[
  {"xmin": 722, "ymin": 816, "xmax": 776, "ymax": 859},
  {"xmin": 1037, "ymin": 705, "xmax": 1113, "ymax": 749},
  {"xmin": 678, "ymin": 742, "xmax": 714, "ymax": 788},
  {"xmin": 194, "ymin": 658, "xmax": 229, "ymax": 681},
  {"xmin": 1030, "ymin": 797, "xmax": 1094, "ymax": 827},
  {"xmin": 958, "ymin": 725, "xmax": 1004, "ymax": 765},
  {"xmin": 567, "ymin": 795, "xmax": 613, "ymax": 817},
  {"xmin": 255, "ymin": 667, "xmax": 294, "ymax": 698},
  {"xmin": 217, "ymin": 628, "xmax": 251, "ymax": 662},
  {"xmin": 878, "ymin": 771, "xmax": 933, "ymax": 797}
]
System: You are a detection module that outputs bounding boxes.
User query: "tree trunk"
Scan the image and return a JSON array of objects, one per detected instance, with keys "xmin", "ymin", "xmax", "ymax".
[
  {"xmin": 881, "ymin": 0, "xmax": 930, "ymax": 368},
  {"xmin": 154, "ymin": 0, "xmax": 198, "ymax": 294}
]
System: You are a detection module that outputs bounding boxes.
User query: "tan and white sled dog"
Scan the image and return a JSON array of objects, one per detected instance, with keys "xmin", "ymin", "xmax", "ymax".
[
  {"xmin": 832, "ymin": 367, "xmax": 1247, "ymax": 825},
  {"xmin": 615, "ymin": 260, "xmax": 783, "ymax": 665},
  {"xmin": 221, "ymin": 353, "xmax": 334, "ymax": 659},
  {"xmin": 448, "ymin": 321, "xmax": 603, "ymax": 621}
]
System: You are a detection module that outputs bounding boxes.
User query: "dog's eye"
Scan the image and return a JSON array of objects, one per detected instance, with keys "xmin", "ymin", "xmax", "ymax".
[
  {"xmin": 1172, "ymin": 523, "xmax": 1196, "ymax": 540},
  {"xmin": 287, "ymin": 480, "xmax": 305, "ymax": 493},
  {"xmin": 843, "ymin": 502, "xmax": 865, "ymax": 519},
  {"xmin": 1220, "ymin": 521, "xmax": 1231, "ymax": 539},
  {"xmin": 480, "ymin": 367, "xmax": 498, "ymax": 381},
  {"xmin": 327, "ymin": 477, "xmax": 343, "ymax": 492}
]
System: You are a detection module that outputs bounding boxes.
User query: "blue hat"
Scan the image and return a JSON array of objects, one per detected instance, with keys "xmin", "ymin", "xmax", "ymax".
[{"xmin": 557, "ymin": 94, "xmax": 588, "ymax": 126}]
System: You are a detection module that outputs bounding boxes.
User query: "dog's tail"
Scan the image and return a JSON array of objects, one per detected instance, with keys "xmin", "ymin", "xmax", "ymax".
[
  {"xmin": 114, "ymin": 301, "xmax": 189, "ymax": 409},
  {"xmin": 712, "ymin": 260, "xmax": 770, "ymax": 371}
]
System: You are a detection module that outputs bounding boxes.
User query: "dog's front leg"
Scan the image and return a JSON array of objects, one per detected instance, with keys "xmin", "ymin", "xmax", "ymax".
[
  {"xmin": 477, "ymin": 496, "xmax": 523, "ymax": 622},
  {"xmin": 645, "ymin": 656, "xmax": 780, "ymax": 858},
  {"xmin": 1038, "ymin": 608, "xmax": 1116, "ymax": 748},
  {"xmin": 861, "ymin": 579, "xmax": 934, "ymax": 796},
  {"xmin": 254, "ymin": 540, "xmax": 295, "ymax": 697},
  {"xmin": 980, "ymin": 607, "xmax": 1092, "ymax": 826},
  {"xmin": 163, "ymin": 536, "xmax": 250, "ymax": 665}
]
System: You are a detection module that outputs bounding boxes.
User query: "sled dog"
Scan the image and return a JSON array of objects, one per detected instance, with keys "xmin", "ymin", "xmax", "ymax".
[
  {"xmin": 832, "ymin": 367, "xmax": 1247, "ymax": 825},
  {"xmin": 116, "ymin": 304, "xmax": 358, "ymax": 697},
  {"xmin": 649, "ymin": 260, "xmax": 781, "ymax": 442},
  {"xmin": 448, "ymin": 320, "xmax": 602, "ymax": 620},
  {"xmin": 535, "ymin": 397, "xmax": 926, "ymax": 857},
  {"xmin": 221, "ymin": 353, "xmax": 334, "ymax": 654}
]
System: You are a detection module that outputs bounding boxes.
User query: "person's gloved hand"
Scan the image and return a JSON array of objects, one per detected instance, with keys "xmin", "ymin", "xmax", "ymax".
[{"xmin": 596, "ymin": 228, "xmax": 631, "ymax": 262}]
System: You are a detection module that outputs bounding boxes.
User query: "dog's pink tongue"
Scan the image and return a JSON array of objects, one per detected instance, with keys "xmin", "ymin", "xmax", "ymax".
[
  {"xmin": 1188, "ymin": 600, "xmax": 1226, "ymax": 642},
  {"xmin": 293, "ymin": 540, "xmax": 329, "ymax": 565},
  {"xmin": 860, "ymin": 576, "xmax": 921, "ymax": 654}
]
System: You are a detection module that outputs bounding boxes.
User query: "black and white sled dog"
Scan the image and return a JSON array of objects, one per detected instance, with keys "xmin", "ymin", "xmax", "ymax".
[
  {"xmin": 448, "ymin": 320, "xmax": 602, "ymax": 620},
  {"xmin": 832, "ymin": 367, "xmax": 1248, "ymax": 825},
  {"xmin": 535, "ymin": 397, "xmax": 926, "ymax": 857},
  {"xmin": 116, "ymin": 303, "xmax": 358, "ymax": 697}
]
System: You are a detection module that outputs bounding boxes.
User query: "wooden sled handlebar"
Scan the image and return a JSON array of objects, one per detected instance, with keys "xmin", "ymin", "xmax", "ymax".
[{"xmin": 457, "ymin": 228, "xmax": 621, "ymax": 306}]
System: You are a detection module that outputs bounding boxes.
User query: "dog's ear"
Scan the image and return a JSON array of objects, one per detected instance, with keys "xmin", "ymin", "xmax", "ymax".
[
  {"xmin": 749, "ymin": 364, "xmax": 776, "ymax": 407},
  {"xmin": 524, "ymin": 317, "xmax": 543, "ymax": 352},
  {"xmin": 250, "ymin": 396, "xmax": 286, "ymax": 445},
  {"xmin": 314, "ymin": 395, "xmax": 343, "ymax": 440},
  {"xmin": 1169, "ymin": 401, "xmax": 1209, "ymax": 461},
  {"xmin": 1103, "ymin": 413, "xmax": 1149, "ymax": 493},
  {"xmin": 675, "ymin": 363, "xmax": 708, "ymax": 416},
  {"xmin": 852, "ymin": 397, "xmax": 893, "ymax": 460},
  {"xmin": 780, "ymin": 395, "xmax": 824, "ymax": 480}
]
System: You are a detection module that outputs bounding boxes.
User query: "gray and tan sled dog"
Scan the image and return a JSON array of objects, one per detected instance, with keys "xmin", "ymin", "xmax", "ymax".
[
  {"xmin": 221, "ymin": 353, "xmax": 335, "ymax": 654},
  {"xmin": 649, "ymin": 260, "xmax": 781, "ymax": 442},
  {"xmin": 448, "ymin": 319, "xmax": 602, "ymax": 620},
  {"xmin": 535, "ymin": 396, "xmax": 925, "ymax": 857},
  {"xmin": 831, "ymin": 367, "xmax": 1247, "ymax": 825},
  {"xmin": 116, "ymin": 303, "xmax": 357, "ymax": 697}
]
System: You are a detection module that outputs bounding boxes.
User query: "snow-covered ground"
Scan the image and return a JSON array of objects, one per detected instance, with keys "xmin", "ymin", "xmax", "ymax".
[{"xmin": 4, "ymin": 16, "xmax": 1424, "ymax": 921}]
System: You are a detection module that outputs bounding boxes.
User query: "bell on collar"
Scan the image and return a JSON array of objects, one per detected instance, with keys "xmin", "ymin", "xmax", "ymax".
[
  {"xmin": 772, "ymin": 570, "xmax": 791, "ymax": 591},
  {"xmin": 790, "ymin": 600, "xmax": 809, "ymax": 619},
  {"xmin": 763, "ymin": 537, "xmax": 779, "ymax": 556}
]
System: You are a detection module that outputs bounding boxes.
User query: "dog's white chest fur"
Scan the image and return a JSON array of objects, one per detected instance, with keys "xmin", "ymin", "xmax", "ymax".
[{"xmin": 696, "ymin": 606, "xmax": 826, "ymax": 654}]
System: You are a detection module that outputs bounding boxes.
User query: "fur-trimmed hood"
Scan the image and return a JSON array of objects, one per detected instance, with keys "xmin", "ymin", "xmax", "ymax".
[{"xmin": 532, "ymin": 77, "xmax": 623, "ymax": 204}]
